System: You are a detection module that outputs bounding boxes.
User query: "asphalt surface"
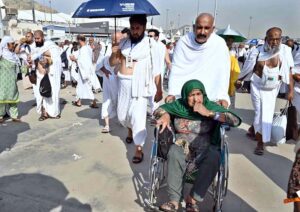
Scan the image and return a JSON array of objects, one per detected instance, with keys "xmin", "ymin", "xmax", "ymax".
[{"xmin": 0, "ymin": 82, "xmax": 295, "ymax": 212}]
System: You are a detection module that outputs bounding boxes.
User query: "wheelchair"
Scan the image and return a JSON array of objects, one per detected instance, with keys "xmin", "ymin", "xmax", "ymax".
[{"xmin": 144, "ymin": 125, "xmax": 229, "ymax": 212}]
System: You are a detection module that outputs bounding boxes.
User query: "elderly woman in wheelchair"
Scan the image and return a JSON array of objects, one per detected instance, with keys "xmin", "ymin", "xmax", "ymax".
[{"xmin": 154, "ymin": 80, "xmax": 241, "ymax": 212}]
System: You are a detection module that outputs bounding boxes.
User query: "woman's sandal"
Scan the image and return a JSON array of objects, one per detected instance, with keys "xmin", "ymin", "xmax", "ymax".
[
  {"xmin": 125, "ymin": 137, "xmax": 133, "ymax": 144},
  {"xmin": 254, "ymin": 146, "xmax": 264, "ymax": 155},
  {"xmin": 132, "ymin": 152, "xmax": 144, "ymax": 164},
  {"xmin": 186, "ymin": 202, "xmax": 200, "ymax": 212},
  {"xmin": 72, "ymin": 101, "xmax": 81, "ymax": 107},
  {"xmin": 159, "ymin": 202, "xmax": 178, "ymax": 212}
]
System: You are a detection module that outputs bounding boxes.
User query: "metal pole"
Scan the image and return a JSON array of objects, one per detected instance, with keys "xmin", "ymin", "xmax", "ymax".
[
  {"xmin": 177, "ymin": 14, "xmax": 180, "ymax": 29},
  {"xmin": 197, "ymin": 0, "xmax": 200, "ymax": 16},
  {"xmin": 43, "ymin": 0, "xmax": 46, "ymax": 23},
  {"xmin": 31, "ymin": 0, "xmax": 36, "ymax": 23},
  {"xmin": 0, "ymin": 6, "xmax": 4, "ymax": 38},
  {"xmin": 49, "ymin": 0, "xmax": 53, "ymax": 23},
  {"xmin": 165, "ymin": 9, "xmax": 169, "ymax": 32},
  {"xmin": 247, "ymin": 16, "xmax": 252, "ymax": 38},
  {"xmin": 213, "ymin": 0, "xmax": 218, "ymax": 26}
]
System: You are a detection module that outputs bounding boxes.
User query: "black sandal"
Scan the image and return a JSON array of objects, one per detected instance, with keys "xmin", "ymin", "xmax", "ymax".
[
  {"xmin": 125, "ymin": 137, "xmax": 133, "ymax": 144},
  {"xmin": 159, "ymin": 202, "xmax": 178, "ymax": 212},
  {"xmin": 254, "ymin": 146, "xmax": 264, "ymax": 155},
  {"xmin": 132, "ymin": 152, "xmax": 144, "ymax": 164},
  {"xmin": 89, "ymin": 103, "xmax": 99, "ymax": 109},
  {"xmin": 186, "ymin": 202, "xmax": 199, "ymax": 212},
  {"xmin": 38, "ymin": 116, "xmax": 48, "ymax": 121}
]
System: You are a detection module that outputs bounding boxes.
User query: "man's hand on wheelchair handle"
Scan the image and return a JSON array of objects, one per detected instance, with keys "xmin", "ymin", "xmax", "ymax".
[
  {"xmin": 156, "ymin": 113, "xmax": 171, "ymax": 133},
  {"xmin": 165, "ymin": 95, "xmax": 175, "ymax": 103}
]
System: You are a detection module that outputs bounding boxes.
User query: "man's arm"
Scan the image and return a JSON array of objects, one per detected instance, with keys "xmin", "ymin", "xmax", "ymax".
[
  {"xmin": 154, "ymin": 74, "xmax": 163, "ymax": 102},
  {"xmin": 288, "ymin": 68, "xmax": 294, "ymax": 101},
  {"xmin": 109, "ymin": 45, "xmax": 121, "ymax": 66},
  {"xmin": 165, "ymin": 50, "xmax": 172, "ymax": 71}
]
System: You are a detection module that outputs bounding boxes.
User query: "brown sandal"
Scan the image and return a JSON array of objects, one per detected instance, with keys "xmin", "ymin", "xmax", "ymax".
[
  {"xmin": 89, "ymin": 103, "xmax": 99, "ymax": 109},
  {"xmin": 254, "ymin": 146, "xmax": 264, "ymax": 155},
  {"xmin": 72, "ymin": 101, "xmax": 81, "ymax": 107},
  {"xmin": 132, "ymin": 152, "xmax": 144, "ymax": 164},
  {"xmin": 159, "ymin": 202, "xmax": 178, "ymax": 212}
]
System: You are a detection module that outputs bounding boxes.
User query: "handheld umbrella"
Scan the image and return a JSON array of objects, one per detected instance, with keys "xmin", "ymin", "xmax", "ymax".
[
  {"xmin": 72, "ymin": 0, "xmax": 160, "ymax": 39},
  {"xmin": 216, "ymin": 25, "xmax": 247, "ymax": 42}
]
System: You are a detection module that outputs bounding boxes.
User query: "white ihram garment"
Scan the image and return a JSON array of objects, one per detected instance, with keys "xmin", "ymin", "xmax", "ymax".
[
  {"xmin": 32, "ymin": 41, "xmax": 61, "ymax": 117},
  {"xmin": 70, "ymin": 49, "xmax": 80, "ymax": 82},
  {"xmin": 76, "ymin": 45, "xmax": 94, "ymax": 100},
  {"xmin": 168, "ymin": 32, "xmax": 230, "ymax": 102},
  {"xmin": 117, "ymin": 36, "xmax": 161, "ymax": 146},
  {"xmin": 100, "ymin": 56, "xmax": 118, "ymax": 119}
]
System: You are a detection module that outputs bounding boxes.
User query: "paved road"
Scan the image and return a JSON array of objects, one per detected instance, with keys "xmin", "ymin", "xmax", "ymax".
[{"xmin": 0, "ymin": 83, "xmax": 295, "ymax": 212}]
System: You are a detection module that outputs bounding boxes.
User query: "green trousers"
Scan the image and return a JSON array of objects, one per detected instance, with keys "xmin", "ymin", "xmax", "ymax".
[{"xmin": 0, "ymin": 104, "xmax": 18, "ymax": 119}]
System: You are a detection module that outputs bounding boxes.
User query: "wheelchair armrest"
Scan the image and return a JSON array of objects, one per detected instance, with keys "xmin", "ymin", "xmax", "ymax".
[{"xmin": 155, "ymin": 125, "xmax": 176, "ymax": 144}]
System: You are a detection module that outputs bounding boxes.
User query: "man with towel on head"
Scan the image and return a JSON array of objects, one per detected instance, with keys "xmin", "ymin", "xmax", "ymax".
[
  {"xmin": 28, "ymin": 30, "xmax": 62, "ymax": 121},
  {"xmin": 166, "ymin": 13, "xmax": 231, "ymax": 108},
  {"xmin": 251, "ymin": 27, "xmax": 294, "ymax": 155},
  {"xmin": 109, "ymin": 14, "xmax": 163, "ymax": 163}
]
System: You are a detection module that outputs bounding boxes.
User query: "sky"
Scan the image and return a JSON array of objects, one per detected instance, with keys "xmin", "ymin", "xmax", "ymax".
[{"xmin": 36, "ymin": 0, "xmax": 300, "ymax": 39}]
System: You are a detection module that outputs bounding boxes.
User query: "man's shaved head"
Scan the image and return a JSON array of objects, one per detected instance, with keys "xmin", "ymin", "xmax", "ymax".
[
  {"xmin": 195, "ymin": 13, "xmax": 214, "ymax": 26},
  {"xmin": 34, "ymin": 30, "xmax": 44, "ymax": 47},
  {"xmin": 194, "ymin": 13, "xmax": 215, "ymax": 44},
  {"xmin": 112, "ymin": 32, "xmax": 123, "ymax": 45},
  {"xmin": 34, "ymin": 30, "xmax": 44, "ymax": 38},
  {"xmin": 266, "ymin": 27, "xmax": 282, "ymax": 37},
  {"xmin": 265, "ymin": 27, "xmax": 282, "ymax": 54}
]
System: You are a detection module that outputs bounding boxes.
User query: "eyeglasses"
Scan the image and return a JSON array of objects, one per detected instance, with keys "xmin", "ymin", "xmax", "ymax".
[{"xmin": 148, "ymin": 35, "xmax": 153, "ymax": 38}]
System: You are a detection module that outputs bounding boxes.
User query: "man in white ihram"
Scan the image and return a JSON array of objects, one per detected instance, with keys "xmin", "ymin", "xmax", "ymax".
[
  {"xmin": 250, "ymin": 27, "xmax": 294, "ymax": 155},
  {"xmin": 166, "ymin": 13, "xmax": 230, "ymax": 108},
  {"xmin": 28, "ymin": 30, "xmax": 62, "ymax": 121},
  {"xmin": 70, "ymin": 35, "xmax": 98, "ymax": 108},
  {"xmin": 96, "ymin": 32, "xmax": 122, "ymax": 133},
  {"xmin": 109, "ymin": 14, "xmax": 163, "ymax": 164}
]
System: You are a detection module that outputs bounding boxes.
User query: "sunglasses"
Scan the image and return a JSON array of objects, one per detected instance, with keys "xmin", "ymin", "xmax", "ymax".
[{"xmin": 148, "ymin": 35, "xmax": 153, "ymax": 38}]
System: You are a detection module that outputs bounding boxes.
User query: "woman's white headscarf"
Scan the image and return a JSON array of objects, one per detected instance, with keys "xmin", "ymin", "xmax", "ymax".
[{"xmin": 0, "ymin": 36, "xmax": 19, "ymax": 64}]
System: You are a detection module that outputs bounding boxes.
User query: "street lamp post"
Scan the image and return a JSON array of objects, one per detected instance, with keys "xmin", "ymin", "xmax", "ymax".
[
  {"xmin": 213, "ymin": 0, "xmax": 218, "ymax": 26},
  {"xmin": 197, "ymin": 0, "xmax": 200, "ymax": 16},
  {"xmin": 32, "ymin": 0, "xmax": 36, "ymax": 23},
  {"xmin": 49, "ymin": 0, "xmax": 53, "ymax": 24},
  {"xmin": 247, "ymin": 16, "xmax": 253, "ymax": 39},
  {"xmin": 0, "ymin": 5, "xmax": 5, "ymax": 38},
  {"xmin": 165, "ymin": 9, "xmax": 169, "ymax": 33}
]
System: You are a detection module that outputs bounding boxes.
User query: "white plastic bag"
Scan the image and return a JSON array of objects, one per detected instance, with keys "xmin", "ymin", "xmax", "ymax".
[{"xmin": 271, "ymin": 103, "xmax": 288, "ymax": 144}]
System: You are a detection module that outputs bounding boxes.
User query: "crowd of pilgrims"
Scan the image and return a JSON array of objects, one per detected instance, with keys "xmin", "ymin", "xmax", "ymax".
[{"xmin": 1, "ymin": 13, "xmax": 300, "ymax": 211}]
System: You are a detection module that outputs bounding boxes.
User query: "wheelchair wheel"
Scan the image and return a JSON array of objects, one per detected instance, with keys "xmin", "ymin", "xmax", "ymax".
[
  {"xmin": 148, "ymin": 156, "xmax": 164, "ymax": 205},
  {"xmin": 222, "ymin": 141, "xmax": 229, "ymax": 197}
]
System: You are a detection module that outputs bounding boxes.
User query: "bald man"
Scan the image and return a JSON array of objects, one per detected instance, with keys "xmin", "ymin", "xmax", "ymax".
[
  {"xmin": 250, "ymin": 27, "xmax": 294, "ymax": 155},
  {"xmin": 28, "ymin": 30, "xmax": 62, "ymax": 120},
  {"xmin": 166, "ymin": 13, "xmax": 230, "ymax": 108},
  {"xmin": 97, "ymin": 32, "xmax": 123, "ymax": 133}
]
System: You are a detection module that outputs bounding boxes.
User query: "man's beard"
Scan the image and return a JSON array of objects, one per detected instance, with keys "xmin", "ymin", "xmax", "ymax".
[
  {"xmin": 130, "ymin": 33, "xmax": 144, "ymax": 43},
  {"xmin": 264, "ymin": 42, "xmax": 280, "ymax": 55},
  {"xmin": 36, "ymin": 40, "xmax": 44, "ymax": 47}
]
